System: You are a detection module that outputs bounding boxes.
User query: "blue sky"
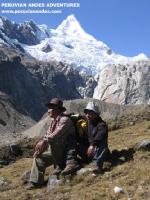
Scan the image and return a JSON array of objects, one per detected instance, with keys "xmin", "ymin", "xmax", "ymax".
[{"xmin": 0, "ymin": 0, "xmax": 150, "ymax": 57}]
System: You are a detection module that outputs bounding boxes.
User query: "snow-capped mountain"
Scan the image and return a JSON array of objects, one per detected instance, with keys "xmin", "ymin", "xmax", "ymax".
[
  {"xmin": 23, "ymin": 15, "xmax": 149, "ymax": 75},
  {"xmin": 0, "ymin": 15, "xmax": 149, "ymax": 105},
  {"xmin": 0, "ymin": 15, "xmax": 149, "ymax": 76}
]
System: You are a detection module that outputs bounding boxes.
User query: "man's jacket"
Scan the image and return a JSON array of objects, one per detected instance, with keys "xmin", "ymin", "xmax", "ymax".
[{"xmin": 88, "ymin": 117, "xmax": 108, "ymax": 148}]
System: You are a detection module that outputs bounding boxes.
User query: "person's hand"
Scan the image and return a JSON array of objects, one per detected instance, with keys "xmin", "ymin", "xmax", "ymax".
[
  {"xmin": 87, "ymin": 145, "xmax": 94, "ymax": 157},
  {"xmin": 34, "ymin": 140, "xmax": 48, "ymax": 158},
  {"xmin": 33, "ymin": 150, "xmax": 40, "ymax": 158}
]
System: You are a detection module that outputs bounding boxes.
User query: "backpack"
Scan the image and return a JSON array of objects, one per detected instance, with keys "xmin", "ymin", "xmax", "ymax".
[{"xmin": 69, "ymin": 114, "xmax": 89, "ymax": 145}]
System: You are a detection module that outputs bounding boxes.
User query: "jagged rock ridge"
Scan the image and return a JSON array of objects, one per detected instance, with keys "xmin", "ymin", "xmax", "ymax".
[{"xmin": 93, "ymin": 61, "xmax": 150, "ymax": 104}]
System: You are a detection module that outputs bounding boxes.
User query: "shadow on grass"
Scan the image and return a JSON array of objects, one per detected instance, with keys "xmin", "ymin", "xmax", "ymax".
[{"xmin": 102, "ymin": 148, "xmax": 135, "ymax": 172}]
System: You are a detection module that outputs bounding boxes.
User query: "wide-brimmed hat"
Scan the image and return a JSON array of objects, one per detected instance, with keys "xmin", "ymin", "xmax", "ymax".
[
  {"xmin": 84, "ymin": 102, "xmax": 99, "ymax": 115},
  {"xmin": 45, "ymin": 98, "xmax": 66, "ymax": 112}
]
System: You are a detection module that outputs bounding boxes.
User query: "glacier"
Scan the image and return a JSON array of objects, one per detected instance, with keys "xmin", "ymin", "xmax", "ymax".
[{"xmin": 20, "ymin": 14, "xmax": 149, "ymax": 76}]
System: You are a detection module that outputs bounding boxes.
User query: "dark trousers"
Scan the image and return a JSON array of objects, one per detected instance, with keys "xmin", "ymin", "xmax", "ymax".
[
  {"xmin": 51, "ymin": 134, "xmax": 78, "ymax": 168},
  {"xmin": 77, "ymin": 143, "xmax": 109, "ymax": 166}
]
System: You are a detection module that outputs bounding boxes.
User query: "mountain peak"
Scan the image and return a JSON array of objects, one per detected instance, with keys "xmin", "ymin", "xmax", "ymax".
[
  {"xmin": 60, "ymin": 14, "xmax": 80, "ymax": 27},
  {"xmin": 65, "ymin": 14, "xmax": 78, "ymax": 22},
  {"xmin": 56, "ymin": 14, "xmax": 87, "ymax": 37}
]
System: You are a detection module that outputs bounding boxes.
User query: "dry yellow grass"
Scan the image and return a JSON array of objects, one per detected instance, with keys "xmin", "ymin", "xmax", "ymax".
[{"xmin": 0, "ymin": 121, "xmax": 150, "ymax": 200}]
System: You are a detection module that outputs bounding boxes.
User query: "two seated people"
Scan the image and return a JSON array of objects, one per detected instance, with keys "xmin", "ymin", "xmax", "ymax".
[{"xmin": 28, "ymin": 98, "xmax": 110, "ymax": 189}]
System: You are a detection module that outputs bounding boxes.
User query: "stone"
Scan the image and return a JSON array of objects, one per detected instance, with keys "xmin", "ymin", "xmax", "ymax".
[
  {"xmin": 137, "ymin": 140, "xmax": 150, "ymax": 151},
  {"xmin": 114, "ymin": 186, "xmax": 123, "ymax": 193},
  {"xmin": 0, "ymin": 176, "xmax": 5, "ymax": 186},
  {"xmin": 47, "ymin": 175, "xmax": 61, "ymax": 192},
  {"xmin": 9, "ymin": 144, "xmax": 22, "ymax": 156},
  {"xmin": 76, "ymin": 168, "xmax": 92, "ymax": 175}
]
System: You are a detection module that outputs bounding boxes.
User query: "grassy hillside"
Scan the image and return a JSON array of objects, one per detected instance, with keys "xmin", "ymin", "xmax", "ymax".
[{"xmin": 0, "ymin": 119, "xmax": 149, "ymax": 200}]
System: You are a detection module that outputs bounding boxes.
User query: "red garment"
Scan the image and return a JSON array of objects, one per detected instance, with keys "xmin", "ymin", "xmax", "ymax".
[{"xmin": 45, "ymin": 115, "xmax": 75, "ymax": 141}]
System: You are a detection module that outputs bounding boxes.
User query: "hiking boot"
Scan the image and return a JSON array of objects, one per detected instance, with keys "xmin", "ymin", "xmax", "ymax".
[
  {"xmin": 89, "ymin": 162, "xmax": 102, "ymax": 174},
  {"xmin": 92, "ymin": 166, "xmax": 102, "ymax": 174},
  {"xmin": 26, "ymin": 182, "xmax": 43, "ymax": 190},
  {"xmin": 61, "ymin": 163, "xmax": 80, "ymax": 175},
  {"xmin": 52, "ymin": 166, "xmax": 62, "ymax": 176}
]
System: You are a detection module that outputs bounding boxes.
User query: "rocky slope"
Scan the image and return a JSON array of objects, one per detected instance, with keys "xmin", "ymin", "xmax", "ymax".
[
  {"xmin": 94, "ymin": 61, "xmax": 150, "ymax": 104},
  {"xmin": 0, "ymin": 17, "xmax": 45, "ymax": 45},
  {"xmin": 0, "ymin": 92, "xmax": 35, "ymax": 145},
  {"xmin": 0, "ymin": 45, "xmax": 97, "ymax": 121}
]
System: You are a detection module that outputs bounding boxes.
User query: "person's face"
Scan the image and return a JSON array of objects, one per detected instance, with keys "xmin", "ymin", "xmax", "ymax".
[
  {"xmin": 48, "ymin": 108, "xmax": 59, "ymax": 118},
  {"xmin": 85, "ymin": 110, "xmax": 98, "ymax": 122}
]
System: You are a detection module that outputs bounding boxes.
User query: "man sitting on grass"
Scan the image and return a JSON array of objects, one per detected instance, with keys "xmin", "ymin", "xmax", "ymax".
[
  {"xmin": 77, "ymin": 102, "xmax": 109, "ymax": 174},
  {"xmin": 27, "ymin": 98, "xmax": 79, "ymax": 189}
]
